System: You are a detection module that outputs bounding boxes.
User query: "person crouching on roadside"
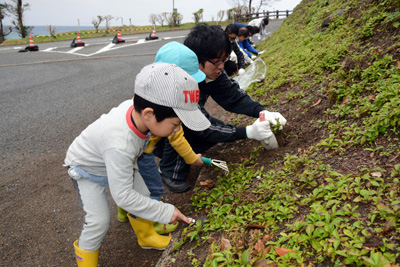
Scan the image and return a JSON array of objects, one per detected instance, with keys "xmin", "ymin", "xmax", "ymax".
[{"xmin": 64, "ymin": 62, "xmax": 210, "ymax": 266}]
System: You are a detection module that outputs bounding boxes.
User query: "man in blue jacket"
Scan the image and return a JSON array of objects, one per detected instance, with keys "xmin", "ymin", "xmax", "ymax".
[{"xmin": 234, "ymin": 22, "xmax": 262, "ymax": 58}]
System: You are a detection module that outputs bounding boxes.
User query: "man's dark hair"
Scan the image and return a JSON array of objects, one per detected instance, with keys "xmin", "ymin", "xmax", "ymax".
[
  {"xmin": 253, "ymin": 26, "xmax": 260, "ymax": 34},
  {"xmin": 262, "ymin": 18, "xmax": 269, "ymax": 26},
  {"xmin": 133, "ymin": 94, "xmax": 177, "ymax": 122},
  {"xmin": 246, "ymin": 25, "xmax": 255, "ymax": 34},
  {"xmin": 224, "ymin": 24, "xmax": 239, "ymax": 35},
  {"xmin": 238, "ymin": 27, "xmax": 249, "ymax": 38},
  {"xmin": 184, "ymin": 25, "xmax": 232, "ymax": 66}
]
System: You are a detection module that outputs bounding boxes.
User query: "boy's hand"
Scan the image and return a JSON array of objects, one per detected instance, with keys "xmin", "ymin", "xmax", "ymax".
[
  {"xmin": 191, "ymin": 154, "xmax": 203, "ymax": 166},
  {"xmin": 169, "ymin": 207, "xmax": 194, "ymax": 224}
]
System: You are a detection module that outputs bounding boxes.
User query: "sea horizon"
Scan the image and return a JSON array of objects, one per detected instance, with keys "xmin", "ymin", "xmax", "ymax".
[{"xmin": 5, "ymin": 25, "xmax": 107, "ymax": 40}]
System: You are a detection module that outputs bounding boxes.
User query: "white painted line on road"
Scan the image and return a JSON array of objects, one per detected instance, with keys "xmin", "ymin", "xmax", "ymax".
[
  {"xmin": 164, "ymin": 36, "xmax": 186, "ymax": 40},
  {"xmin": 92, "ymin": 43, "xmax": 116, "ymax": 55},
  {"xmin": 67, "ymin": 46, "xmax": 86, "ymax": 53},
  {"xmin": 43, "ymin": 47, "xmax": 57, "ymax": 51},
  {"xmin": 35, "ymin": 35, "xmax": 186, "ymax": 57}
]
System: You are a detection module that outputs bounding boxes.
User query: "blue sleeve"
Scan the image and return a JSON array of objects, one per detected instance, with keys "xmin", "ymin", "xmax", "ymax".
[
  {"xmin": 234, "ymin": 22, "xmax": 247, "ymax": 28},
  {"xmin": 238, "ymin": 41, "xmax": 251, "ymax": 58},
  {"xmin": 243, "ymin": 39, "xmax": 259, "ymax": 55}
]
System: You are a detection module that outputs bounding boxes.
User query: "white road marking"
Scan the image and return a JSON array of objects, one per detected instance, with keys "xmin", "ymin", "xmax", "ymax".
[
  {"xmin": 43, "ymin": 47, "xmax": 57, "ymax": 51},
  {"xmin": 38, "ymin": 35, "xmax": 185, "ymax": 57},
  {"xmin": 67, "ymin": 46, "xmax": 86, "ymax": 53}
]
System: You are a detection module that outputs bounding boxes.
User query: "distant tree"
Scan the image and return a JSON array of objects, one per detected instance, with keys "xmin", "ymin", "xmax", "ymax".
[
  {"xmin": 193, "ymin": 9, "xmax": 204, "ymax": 25},
  {"xmin": 161, "ymin": 12, "xmax": 168, "ymax": 25},
  {"xmin": 46, "ymin": 25, "xmax": 56, "ymax": 38},
  {"xmin": 168, "ymin": 12, "xmax": 182, "ymax": 27},
  {"xmin": 0, "ymin": 3, "xmax": 12, "ymax": 44},
  {"xmin": 103, "ymin": 15, "xmax": 113, "ymax": 33},
  {"xmin": 175, "ymin": 12, "xmax": 183, "ymax": 26},
  {"xmin": 156, "ymin": 13, "xmax": 167, "ymax": 27},
  {"xmin": 149, "ymin": 14, "xmax": 157, "ymax": 25},
  {"xmin": 228, "ymin": 0, "xmax": 278, "ymax": 15},
  {"xmin": 217, "ymin": 10, "xmax": 225, "ymax": 25},
  {"xmin": 6, "ymin": 0, "xmax": 32, "ymax": 38},
  {"xmin": 92, "ymin": 15, "xmax": 104, "ymax": 33}
]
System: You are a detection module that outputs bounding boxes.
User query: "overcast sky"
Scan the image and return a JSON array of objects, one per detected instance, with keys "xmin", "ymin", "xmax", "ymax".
[{"xmin": 3, "ymin": 0, "xmax": 302, "ymax": 26}]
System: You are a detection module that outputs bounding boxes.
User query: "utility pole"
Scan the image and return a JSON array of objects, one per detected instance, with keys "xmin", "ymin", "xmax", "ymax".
[{"xmin": 129, "ymin": 18, "xmax": 132, "ymax": 34}]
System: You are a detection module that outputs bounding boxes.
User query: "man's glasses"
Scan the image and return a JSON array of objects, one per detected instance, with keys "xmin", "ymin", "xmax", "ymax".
[{"xmin": 206, "ymin": 55, "xmax": 230, "ymax": 67}]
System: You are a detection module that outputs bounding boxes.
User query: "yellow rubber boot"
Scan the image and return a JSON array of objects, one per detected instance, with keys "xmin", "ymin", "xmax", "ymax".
[
  {"xmin": 117, "ymin": 206, "xmax": 128, "ymax": 222},
  {"xmin": 73, "ymin": 240, "xmax": 99, "ymax": 267},
  {"xmin": 127, "ymin": 213, "xmax": 171, "ymax": 250},
  {"xmin": 153, "ymin": 222, "xmax": 179, "ymax": 234}
]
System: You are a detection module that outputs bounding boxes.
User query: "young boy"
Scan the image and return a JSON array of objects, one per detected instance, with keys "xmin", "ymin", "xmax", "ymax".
[
  {"xmin": 117, "ymin": 42, "xmax": 207, "ymax": 233},
  {"xmin": 65, "ymin": 62, "xmax": 210, "ymax": 266}
]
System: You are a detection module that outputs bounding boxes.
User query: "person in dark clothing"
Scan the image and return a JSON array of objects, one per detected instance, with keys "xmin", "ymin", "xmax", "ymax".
[
  {"xmin": 224, "ymin": 24, "xmax": 246, "ymax": 77},
  {"xmin": 158, "ymin": 25, "xmax": 287, "ymax": 192}
]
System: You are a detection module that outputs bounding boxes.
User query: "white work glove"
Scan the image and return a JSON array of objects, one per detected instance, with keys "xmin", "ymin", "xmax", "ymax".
[
  {"xmin": 258, "ymin": 50, "xmax": 265, "ymax": 55},
  {"xmin": 260, "ymin": 110, "xmax": 287, "ymax": 130},
  {"xmin": 238, "ymin": 68, "xmax": 245, "ymax": 76},
  {"xmin": 251, "ymin": 55, "xmax": 257, "ymax": 59},
  {"xmin": 246, "ymin": 119, "xmax": 273, "ymax": 141}
]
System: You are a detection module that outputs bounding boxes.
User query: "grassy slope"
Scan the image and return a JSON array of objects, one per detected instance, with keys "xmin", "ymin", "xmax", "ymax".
[{"xmin": 183, "ymin": 0, "xmax": 400, "ymax": 266}]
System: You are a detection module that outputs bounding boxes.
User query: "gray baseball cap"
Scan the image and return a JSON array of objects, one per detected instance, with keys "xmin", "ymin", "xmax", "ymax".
[{"xmin": 134, "ymin": 63, "xmax": 210, "ymax": 131}]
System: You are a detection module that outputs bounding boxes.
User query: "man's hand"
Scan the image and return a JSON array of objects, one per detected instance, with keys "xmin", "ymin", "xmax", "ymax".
[
  {"xmin": 246, "ymin": 119, "xmax": 273, "ymax": 141},
  {"xmin": 238, "ymin": 68, "xmax": 245, "ymax": 76},
  {"xmin": 260, "ymin": 110, "xmax": 287, "ymax": 130}
]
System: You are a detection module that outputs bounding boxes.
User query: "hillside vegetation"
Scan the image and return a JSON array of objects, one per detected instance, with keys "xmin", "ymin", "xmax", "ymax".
[{"xmin": 174, "ymin": 0, "xmax": 400, "ymax": 266}]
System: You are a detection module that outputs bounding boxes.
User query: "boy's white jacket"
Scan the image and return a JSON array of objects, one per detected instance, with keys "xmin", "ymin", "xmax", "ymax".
[{"xmin": 65, "ymin": 100, "xmax": 174, "ymax": 224}]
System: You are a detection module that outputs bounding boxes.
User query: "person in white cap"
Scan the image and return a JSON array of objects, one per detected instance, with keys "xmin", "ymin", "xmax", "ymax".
[
  {"xmin": 116, "ymin": 41, "xmax": 207, "ymax": 234},
  {"xmin": 64, "ymin": 63, "xmax": 209, "ymax": 266}
]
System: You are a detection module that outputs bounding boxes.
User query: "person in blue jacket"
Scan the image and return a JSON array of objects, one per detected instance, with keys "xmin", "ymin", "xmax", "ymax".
[{"xmin": 234, "ymin": 22, "xmax": 261, "ymax": 58}]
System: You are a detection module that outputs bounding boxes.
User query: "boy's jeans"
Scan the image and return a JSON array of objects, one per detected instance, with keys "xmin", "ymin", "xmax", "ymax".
[{"xmin": 138, "ymin": 152, "xmax": 163, "ymax": 201}]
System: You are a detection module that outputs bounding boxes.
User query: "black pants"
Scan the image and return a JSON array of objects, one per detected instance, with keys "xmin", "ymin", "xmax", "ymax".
[
  {"xmin": 224, "ymin": 60, "xmax": 238, "ymax": 76},
  {"xmin": 158, "ymin": 116, "xmax": 226, "ymax": 181}
]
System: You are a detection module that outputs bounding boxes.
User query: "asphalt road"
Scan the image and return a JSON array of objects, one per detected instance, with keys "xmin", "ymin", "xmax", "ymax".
[{"xmin": 0, "ymin": 30, "xmax": 190, "ymax": 176}]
